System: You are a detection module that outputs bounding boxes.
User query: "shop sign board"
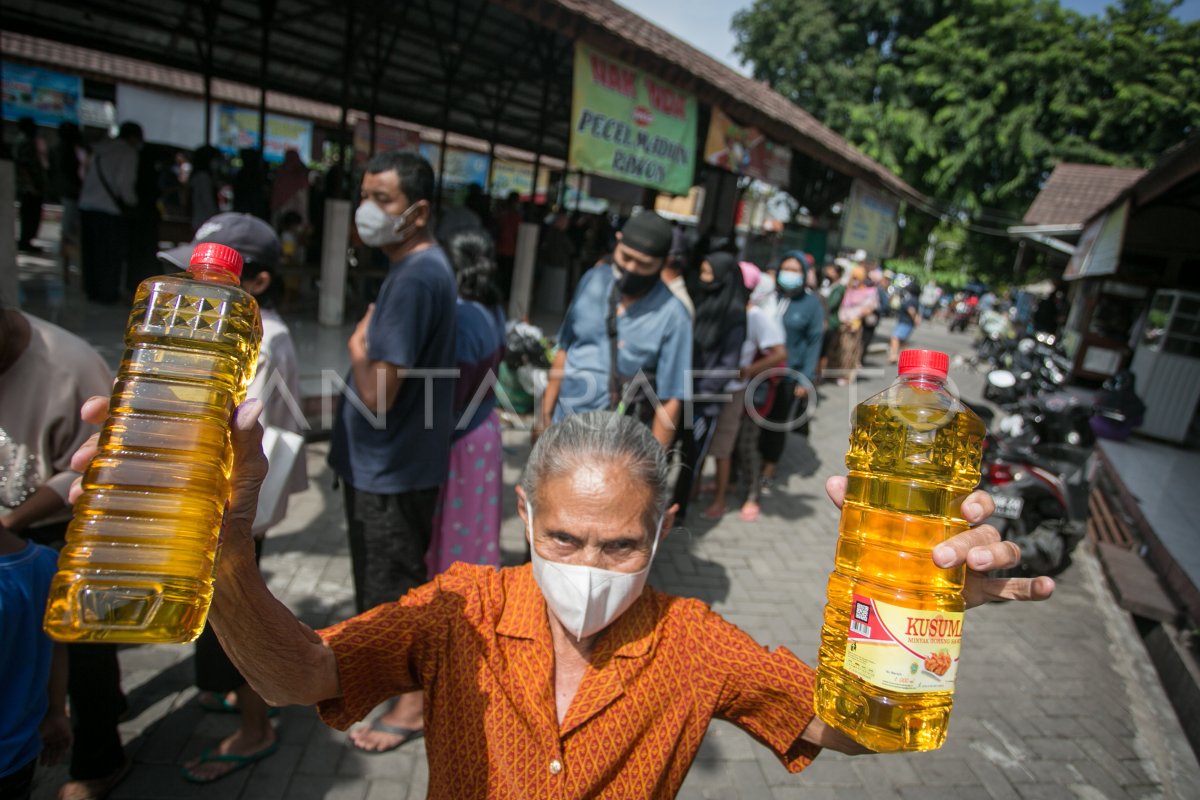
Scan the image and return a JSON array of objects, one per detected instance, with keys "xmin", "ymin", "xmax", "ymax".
[
  {"xmin": 1064, "ymin": 199, "xmax": 1129, "ymax": 280},
  {"xmin": 353, "ymin": 119, "xmax": 422, "ymax": 166},
  {"xmin": 840, "ymin": 179, "xmax": 899, "ymax": 259},
  {"xmin": 212, "ymin": 105, "xmax": 314, "ymax": 163},
  {"xmin": 703, "ymin": 106, "xmax": 791, "ymax": 186},
  {"xmin": 490, "ymin": 158, "xmax": 550, "ymax": 200},
  {"xmin": 2, "ymin": 61, "xmax": 81, "ymax": 127},
  {"xmin": 568, "ymin": 43, "xmax": 697, "ymax": 195},
  {"xmin": 419, "ymin": 144, "xmax": 491, "ymax": 188}
]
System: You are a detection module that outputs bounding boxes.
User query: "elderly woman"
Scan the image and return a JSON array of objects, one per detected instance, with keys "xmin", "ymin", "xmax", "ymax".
[
  {"xmin": 67, "ymin": 401, "xmax": 1053, "ymax": 799},
  {"xmin": 827, "ymin": 265, "xmax": 879, "ymax": 384}
]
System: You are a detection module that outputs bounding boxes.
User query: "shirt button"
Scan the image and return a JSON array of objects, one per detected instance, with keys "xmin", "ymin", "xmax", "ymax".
[{"xmin": 549, "ymin": 759, "xmax": 563, "ymax": 775}]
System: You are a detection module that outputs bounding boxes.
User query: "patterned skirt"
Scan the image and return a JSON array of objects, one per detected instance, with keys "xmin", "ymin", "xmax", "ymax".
[{"xmin": 427, "ymin": 411, "xmax": 503, "ymax": 576}]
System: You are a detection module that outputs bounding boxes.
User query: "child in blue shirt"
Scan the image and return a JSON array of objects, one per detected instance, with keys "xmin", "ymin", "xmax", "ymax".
[{"xmin": 0, "ymin": 523, "xmax": 70, "ymax": 800}]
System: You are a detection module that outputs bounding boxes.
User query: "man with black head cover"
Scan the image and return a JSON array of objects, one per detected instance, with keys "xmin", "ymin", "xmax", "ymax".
[{"xmin": 537, "ymin": 210, "xmax": 692, "ymax": 448}]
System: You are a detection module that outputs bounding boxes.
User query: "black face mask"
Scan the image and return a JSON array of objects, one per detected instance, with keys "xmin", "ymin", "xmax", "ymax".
[{"xmin": 616, "ymin": 266, "xmax": 661, "ymax": 298}]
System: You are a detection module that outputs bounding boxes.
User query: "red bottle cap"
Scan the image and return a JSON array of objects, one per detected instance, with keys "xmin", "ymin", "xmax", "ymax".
[
  {"xmin": 189, "ymin": 243, "xmax": 244, "ymax": 279},
  {"xmin": 898, "ymin": 349, "xmax": 949, "ymax": 380}
]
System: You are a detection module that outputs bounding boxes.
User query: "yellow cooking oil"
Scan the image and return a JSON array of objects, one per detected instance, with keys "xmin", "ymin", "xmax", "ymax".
[
  {"xmin": 816, "ymin": 349, "xmax": 985, "ymax": 751},
  {"xmin": 44, "ymin": 243, "xmax": 261, "ymax": 644}
]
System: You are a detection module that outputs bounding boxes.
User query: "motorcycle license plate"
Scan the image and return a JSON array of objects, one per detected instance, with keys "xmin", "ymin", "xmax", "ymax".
[{"xmin": 992, "ymin": 496, "xmax": 1024, "ymax": 520}]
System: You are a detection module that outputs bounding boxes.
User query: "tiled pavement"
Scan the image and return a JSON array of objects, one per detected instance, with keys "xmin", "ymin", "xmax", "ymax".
[{"xmin": 27, "ymin": 317, "xmax": 1200, "ymax": 800}]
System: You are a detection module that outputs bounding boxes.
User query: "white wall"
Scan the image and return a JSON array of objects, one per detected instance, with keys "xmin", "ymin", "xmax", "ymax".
[{"xmin": 115, "ymin": 84, "xmax": 206, "ymax": 150}]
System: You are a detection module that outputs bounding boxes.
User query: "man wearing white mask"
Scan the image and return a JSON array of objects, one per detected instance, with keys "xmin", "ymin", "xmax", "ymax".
[
  {"xmin": 327, "ymin": 150, "xmax": 457, "ymax": 752},
  {"xmin": 67, "ymin": 402, "xmax": 1055, "ymax": 797}
]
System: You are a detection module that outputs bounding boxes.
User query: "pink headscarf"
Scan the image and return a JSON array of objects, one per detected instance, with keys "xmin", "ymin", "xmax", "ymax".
[{"xmin": 739, "ymin": 261, "xmax": 761, "ymax": 291}]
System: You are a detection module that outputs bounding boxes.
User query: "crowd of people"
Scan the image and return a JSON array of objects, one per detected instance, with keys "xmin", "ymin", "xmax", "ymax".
[
  {"xmin": 2, "ymin": 146, "xmax": 1053, "ymax": 800},
  {"xmin": 9, "ymin": 116, "xmax": 328, "ymax": 309}
]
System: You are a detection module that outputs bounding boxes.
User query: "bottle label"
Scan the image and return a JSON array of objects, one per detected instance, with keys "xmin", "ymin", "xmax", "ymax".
[{"xmin": 843, "ymin": 592, "xmax": 963, "ymax": 693}]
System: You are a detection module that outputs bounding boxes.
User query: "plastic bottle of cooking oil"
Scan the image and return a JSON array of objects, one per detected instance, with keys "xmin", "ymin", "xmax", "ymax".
[
  {"xmin": 44, "ymin": 243, "xmax": 261, "ymax": 644},
  {"xmin": 816, "ymin": 349, "xmax": 985, "ymax": 752}
]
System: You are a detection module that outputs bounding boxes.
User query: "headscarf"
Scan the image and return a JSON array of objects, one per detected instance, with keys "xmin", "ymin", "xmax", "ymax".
[
  {"xmin": 750, "ymin": 271, "xmax": 776, "ymax": 309},
  {"xmin": 840, "ymin": 265, "xmax": 879, "ymax": 323},
  {"xmin": 693, "ymin": 252, "xmax": 747, "ymax": 353},
  {"xmin": 776, "ymin": 250, "xmax": 812, "ymax": 298}
]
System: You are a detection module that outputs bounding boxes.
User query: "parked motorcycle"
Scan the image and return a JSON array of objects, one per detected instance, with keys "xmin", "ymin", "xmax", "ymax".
[
  {"xmin": 949, "ymin": 299, "xmax": 976, "ymax": 333},
  {"xmin": 982, "ymin": 334, "xmax": 1072, "ymax": 405},
  {"xmin": 974, "ymin": 390, "xmax": 1096, "ymax": 577}
]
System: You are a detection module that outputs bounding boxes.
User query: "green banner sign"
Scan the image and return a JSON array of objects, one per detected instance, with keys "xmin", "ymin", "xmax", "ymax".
[{"xmin": 569, "ymin": 43, "xmax": 697, "ymax": 196}]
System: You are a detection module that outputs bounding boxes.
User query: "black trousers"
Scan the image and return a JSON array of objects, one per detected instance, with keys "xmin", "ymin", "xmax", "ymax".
[
  {"xmin": 860, "ymin": 323, "xmax": 878, "ymax": 364},
  {"xmin": 343, "ymin": 485, "xmax": 439, "ymax": 614},
  {"xmin": 0, "ymin": 758, "xmax": 35, "ymax": 800},
  {"xmin": 759, "ymin": 379, "xmax": 804, "ymax": 465},
  {"xmin": 194, "ymin": 539, "xmax": 264, "ymax": 694},
  {"xmin": 17, "ymin": 193, "xmax": 42, "ymax": 248},
  {"xmin": 25, "ymin": 522, "xmax": 126, "ymax": 781},
  {"xmin": 80, "ymin": 210, "xmax": 129, "ymax": 304},
  {"xmin": 670, "ymin": 411, "xmax": 719, "ymax": 519}
]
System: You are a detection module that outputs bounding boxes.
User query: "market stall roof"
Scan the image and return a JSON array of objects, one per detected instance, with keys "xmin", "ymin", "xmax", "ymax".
[
  {"xmin": 3, "ymin": 0, "xmax": 924, "ymax": 205},
  {"xmin": 1, "ymin": 31, "xmax": 564, "ymax": 166}
]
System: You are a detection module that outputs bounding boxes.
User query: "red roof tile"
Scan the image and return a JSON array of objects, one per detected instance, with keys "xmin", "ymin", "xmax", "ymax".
[{"xmin": 1024, "ymin": 163, "xmax": 1148, "ymax": 225}]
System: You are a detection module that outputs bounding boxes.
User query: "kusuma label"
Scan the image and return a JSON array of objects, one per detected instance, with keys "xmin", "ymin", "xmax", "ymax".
[{"xmin": 844, "ymin": 592, "xmax": 964, "ymax": 693}]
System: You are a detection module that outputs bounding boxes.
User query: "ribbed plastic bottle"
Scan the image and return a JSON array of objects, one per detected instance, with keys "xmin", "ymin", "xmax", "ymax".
[
  {"xmin": 816, "ymin": 349, "xmax": 985, "ymax": 751},
  {"xmin": 44, "ymin": 243, "xmax": 262, "ymax": 644}
]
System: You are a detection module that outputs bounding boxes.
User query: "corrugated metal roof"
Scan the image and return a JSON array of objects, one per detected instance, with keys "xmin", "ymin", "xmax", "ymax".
[
  {"xmin": 3, "ymin": 0, "xmax": 921, "ymax": 204},
  {"xmin": 1, "ymin": 31, "xmax": 563, "ymax": 165}
]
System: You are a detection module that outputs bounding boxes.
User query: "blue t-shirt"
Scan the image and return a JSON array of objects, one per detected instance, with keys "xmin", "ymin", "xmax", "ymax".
[
  {"xmin": 328, "ymin": 246, "xmax": 458, "ymax": 494},
  {"xmin": 452, "ymin": 300, "xmax": 505, "ymax": 439},
  {"xmin": 554, "ymin": 263, "xmax": 692, "ymax": 420},
  {"xmin": 1, "ymin": 542, "xmax": 58, "ymax": 778}
]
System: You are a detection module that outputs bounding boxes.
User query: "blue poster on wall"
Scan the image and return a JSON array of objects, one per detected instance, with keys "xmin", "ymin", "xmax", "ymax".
[
  {"xmin": 211, "ymin": 104, "xmax": 314, "ymax": 163},
  {"xmin": 419, "ymin": 143, "xmax": 490, "ymax": 188},
  {"xmin": 2, "ymin": 62, "xmax": 82, "ymax": 127}
]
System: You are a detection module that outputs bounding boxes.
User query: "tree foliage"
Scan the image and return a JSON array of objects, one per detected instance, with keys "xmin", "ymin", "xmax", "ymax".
[{"xmin": 732, "ymin": 0, "xmax": 1200, "ymax": 280}]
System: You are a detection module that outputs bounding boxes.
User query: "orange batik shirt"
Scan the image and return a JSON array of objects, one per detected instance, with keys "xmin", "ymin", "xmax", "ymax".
[{"xmin": 317, "ymin": 562, "xmax": 821, "ymax": 799}]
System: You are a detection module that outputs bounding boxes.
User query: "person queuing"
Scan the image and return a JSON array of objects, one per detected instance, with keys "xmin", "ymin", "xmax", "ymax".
[
  {"xmin": 537, "ymin": 210, "xmax": 692, "ymax": 449},
  {"xmin": 816, "ymin": 262, "xmax": 845, "ymax": 382},
  {"xmin": 78, "ymin": 121, "xmax": 143, "ymax": 304},
  {"xmin": 889, "ymin": 283, "xmax": 922, "ymax": 364},
  {"xmin": 0, "ymin": 517, "xmax": 69, "ymax": 800},
  {"xmin": 14, "ymin": 117, "xmax": 48, "ymax": 254},
  {"xmin": 327, "ymin": 151, "xmax": 457, "ymax": 753},
  {"xmin": 758, "ymin": 251, "xmax": 824, "ymax": 489},
  {"xmin": 49, "ymin": 122, "xmax": 90, "ymax": 267},
  {"xmin": 156, "ymin": 213, "xmax": 307, "ymax": 784},
  {"xmin": 671, "ymin": 252, "xmax": 747, "ymax": 519},
  {"xmin": 426, "ymin": 230, "xmax": 507, "ymax": 576},
  {"xmin": 702, "ymin": 262, "xmax": 786, "ymax": 522},
  {"xmin": 826, "ymin": 265, "xmax": 878, "ymax": 385},
  {"xmin": 0, "ymin": 307, "xmax": 129, "ymax": 800},
  {"xmin": 64, "ymin": 397, "xmax": 1054, "ymax": 799}
]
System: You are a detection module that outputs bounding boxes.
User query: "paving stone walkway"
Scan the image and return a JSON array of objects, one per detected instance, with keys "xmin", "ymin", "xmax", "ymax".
[{"xmin": 30, "ymin": 321, "xmax": 1200, "ymax": 800}]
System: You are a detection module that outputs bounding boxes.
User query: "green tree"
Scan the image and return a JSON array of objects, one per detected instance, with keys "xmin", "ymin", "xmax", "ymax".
[{"xmin": 733, "ymin": 0, "xmax": 1200, "ymax": 282}]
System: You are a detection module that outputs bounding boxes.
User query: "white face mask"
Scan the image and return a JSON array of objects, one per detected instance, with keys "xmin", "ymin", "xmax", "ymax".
[
  {"xmin": 525, "ymin": 503, "xmax": 663, "ymax": 640},
  {"xmin": 355, "ymin": 200, "xmax": 421, "ymax": 248}
]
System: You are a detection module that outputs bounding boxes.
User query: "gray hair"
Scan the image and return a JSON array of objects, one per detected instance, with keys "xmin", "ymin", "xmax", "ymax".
[{"xmin": 521, "ymin": 411, "xmax": 671, "ymax": 526}]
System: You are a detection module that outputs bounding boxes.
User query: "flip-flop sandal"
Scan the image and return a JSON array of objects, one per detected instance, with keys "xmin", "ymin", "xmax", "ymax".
[
  {"xmin": 181, "ymin": 741, "xmax": 279, "ymax": 784},
  {"xmin": 351, "ymin": 719, "xmax": 425, "ymax": 754},
  {"xmin": 739, "ymin": 505, "xmax": 761, "ymax": 523},
  {"xmin": 197, "ymin": 695, "xmax": 280, "ymax": 717}
]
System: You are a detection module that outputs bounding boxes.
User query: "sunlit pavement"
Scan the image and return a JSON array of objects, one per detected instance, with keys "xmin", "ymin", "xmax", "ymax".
[{"xmin": 18, "ymin": 236, "xmax": 1200, "ymax": 798}]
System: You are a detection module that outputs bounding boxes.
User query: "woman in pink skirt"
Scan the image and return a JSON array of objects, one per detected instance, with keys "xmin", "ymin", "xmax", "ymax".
[{"xmin": 427, "ymin": 230, "xmax": 507, "ymax": 575}]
